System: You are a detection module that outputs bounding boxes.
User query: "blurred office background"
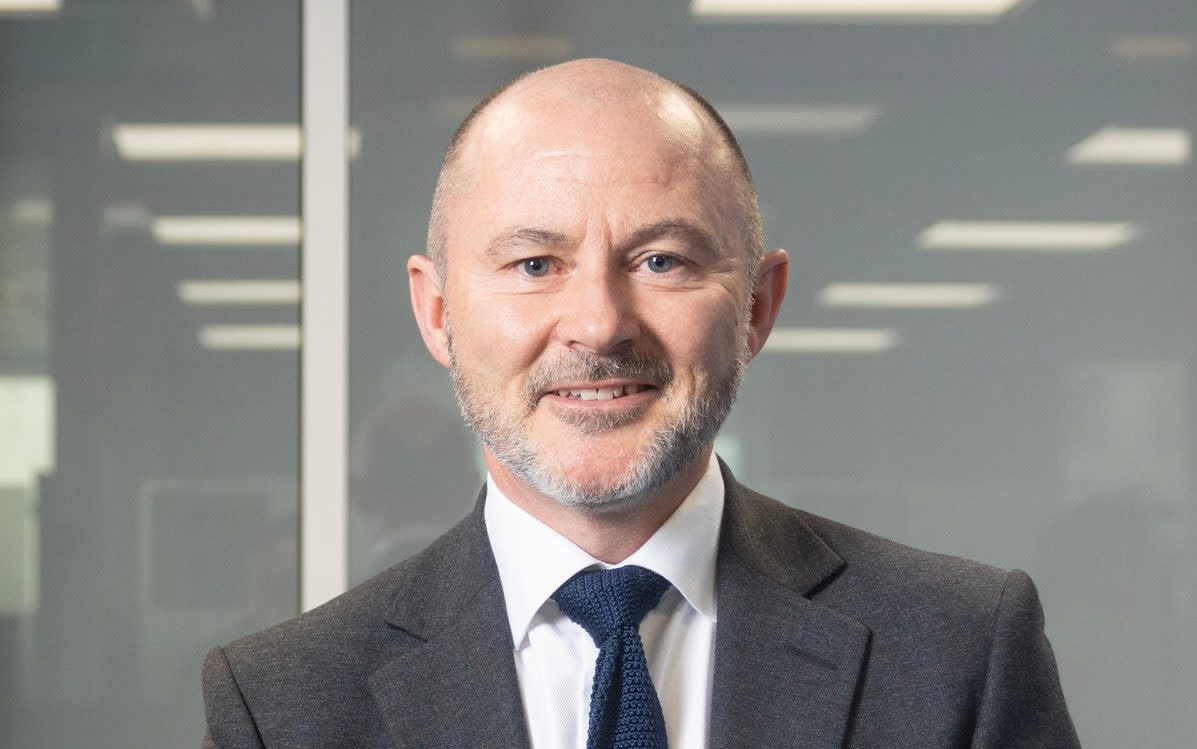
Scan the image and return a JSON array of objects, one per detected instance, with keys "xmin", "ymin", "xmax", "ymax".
[{"xmin": 1, "ymin": 0, "xmax": 1194, "ymax": 746}]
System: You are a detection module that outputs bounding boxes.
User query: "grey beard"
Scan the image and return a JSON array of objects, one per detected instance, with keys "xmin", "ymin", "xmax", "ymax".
[{"xmin": 448, "ymin": 345, "xmax": 745, "ymax": 513}]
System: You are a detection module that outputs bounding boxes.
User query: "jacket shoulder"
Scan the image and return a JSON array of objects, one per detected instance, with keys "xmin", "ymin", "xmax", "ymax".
[
  {"xmin": 203, "ymin": 566, "xmax": 407, "ymax": 744},
  {"xmin": 222, "ymin": 562, "xmax": 406, "ymax": 674},
  {"xmin": 731, "ymin": 483, "xmax": 1012, "ymax": 628},
  {"xmin": 743, "ymin": 493, "xmax": 1079, "ymax": 747},
  {"xmin": 210, "ymin": 509, "xmax": 486, "ymax": 720},
  {"xmin": 799, "ymin": 506, "xmax": 1009, "ymax": 605}
]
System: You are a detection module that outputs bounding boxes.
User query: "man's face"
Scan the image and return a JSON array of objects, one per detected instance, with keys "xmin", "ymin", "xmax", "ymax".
[{"xmin": 434, "ymin": 89, "xmax": 753, "ymax": 511}]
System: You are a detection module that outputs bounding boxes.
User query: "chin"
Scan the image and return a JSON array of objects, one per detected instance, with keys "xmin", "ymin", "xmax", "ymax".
[
  {"xmin": 484, "ymin": 396, "xmax": 722, "ymax": 514},
  {"xmin": 511, "ymin": 444, "xmax": 674, "ymax": 515},
  {"xmin": 548, "ymin": 480, "xmax": 656, "ymax": 515}
]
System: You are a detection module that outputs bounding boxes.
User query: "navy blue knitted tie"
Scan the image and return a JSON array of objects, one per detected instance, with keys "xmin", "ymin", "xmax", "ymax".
[{"xmin": 552, "ymin": 565, "xmax": 671, "ymax": 749}]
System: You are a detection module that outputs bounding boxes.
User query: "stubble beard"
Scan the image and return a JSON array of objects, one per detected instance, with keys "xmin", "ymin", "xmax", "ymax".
[{"xmin": 447, "ymin": 333, "xmax": 748, "ymax": 514}]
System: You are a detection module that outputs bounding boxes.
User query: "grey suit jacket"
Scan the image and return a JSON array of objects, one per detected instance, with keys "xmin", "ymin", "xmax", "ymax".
[{"xmin": 202, "ymin": 463, "xmax": 1079, "ymax": 748}]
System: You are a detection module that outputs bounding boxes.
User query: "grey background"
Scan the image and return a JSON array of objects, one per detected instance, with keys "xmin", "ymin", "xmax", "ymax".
[{"xmin": 0, "ymin": 1, "xmax": 1192, "ymax": 747}]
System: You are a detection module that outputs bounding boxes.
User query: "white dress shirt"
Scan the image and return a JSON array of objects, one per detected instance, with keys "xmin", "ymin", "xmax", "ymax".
[{"xmin": 484, "ymin": 453, "xmax": 724, "ymax": 749}]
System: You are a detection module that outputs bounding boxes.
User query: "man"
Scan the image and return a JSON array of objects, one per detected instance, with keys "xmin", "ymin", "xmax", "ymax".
[{"xmin": 202, "ymin": 59, "xmax": 1079, "ymax": 748}]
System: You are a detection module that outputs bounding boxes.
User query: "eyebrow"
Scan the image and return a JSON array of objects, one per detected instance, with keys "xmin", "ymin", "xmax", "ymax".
[
  {"xmin": 485, "ymin": 227, "xmax": 571, "ymax": 259},
  {"xmin": 620, "ymin": 219, "xmax": 721, "ymax": 261}
]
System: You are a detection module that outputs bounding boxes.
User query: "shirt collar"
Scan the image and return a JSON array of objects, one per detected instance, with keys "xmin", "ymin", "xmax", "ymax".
[{"xmin": 484, "ymin": 452, "xmax": 724, "ymax": 649}]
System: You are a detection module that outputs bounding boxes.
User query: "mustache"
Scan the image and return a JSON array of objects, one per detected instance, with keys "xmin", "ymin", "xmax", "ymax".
[{"xmin": 525, "ymin": 350, "xmax": 673, "ymax": 398}]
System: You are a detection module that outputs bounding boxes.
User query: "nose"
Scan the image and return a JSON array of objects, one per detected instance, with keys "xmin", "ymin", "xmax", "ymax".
[{"xmin": 554, "ymin": 264, "xmax": 640, "ymax": 355}]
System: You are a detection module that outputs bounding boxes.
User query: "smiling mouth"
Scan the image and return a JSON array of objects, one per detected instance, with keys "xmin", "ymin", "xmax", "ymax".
[{"xmin": 549, "ymin": 384, "xmax": 655, "ymax": 401}]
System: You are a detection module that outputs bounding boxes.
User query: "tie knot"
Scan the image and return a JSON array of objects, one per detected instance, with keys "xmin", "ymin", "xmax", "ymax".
[{"xmin": 552, "ymin": 565, "xmax": 671, "ymax": 644}]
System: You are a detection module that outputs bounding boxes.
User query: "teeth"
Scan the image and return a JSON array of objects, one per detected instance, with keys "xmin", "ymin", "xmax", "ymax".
[{"xmin": 555, "ymin": 384, "xmax": 648, "ymax": 400}]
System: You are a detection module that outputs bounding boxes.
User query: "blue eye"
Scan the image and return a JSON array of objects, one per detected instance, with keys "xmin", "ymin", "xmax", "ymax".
[
  {"xmin": 521, "ymin": 258, "xmax": 550, "ymax": 277},
  {"xmin": 644, "ymin": 254, "xmax": 675, "ymax": 273}
]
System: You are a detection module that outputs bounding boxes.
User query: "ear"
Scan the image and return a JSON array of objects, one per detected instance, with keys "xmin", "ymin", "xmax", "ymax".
[
  {"xmin": 745, "ymin": 248, "xmax": 789, "ymax": 360},
  {"xmin": 407, "ymin": 254, "xmax": 452, "ymax": 369}
]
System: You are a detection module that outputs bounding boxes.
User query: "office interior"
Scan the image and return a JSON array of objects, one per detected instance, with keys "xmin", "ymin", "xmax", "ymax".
[{"xmin": 0, "ymin": 1, "xmax": 1194, "ymax": 746}]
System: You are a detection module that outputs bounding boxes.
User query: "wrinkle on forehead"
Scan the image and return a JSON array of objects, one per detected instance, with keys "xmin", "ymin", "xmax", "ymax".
[
  {"xmin": 509, "ymin": 147, "xmax": 692, "ymax": 189},
  {"xmin": 530, "ymin": 149, "xmax": 592, "ymax": 160}
]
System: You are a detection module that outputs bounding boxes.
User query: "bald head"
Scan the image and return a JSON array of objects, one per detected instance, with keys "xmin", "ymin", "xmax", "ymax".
[{"xmin": 426, "ymin": 59, "xmax": 763, "ymax": 281}]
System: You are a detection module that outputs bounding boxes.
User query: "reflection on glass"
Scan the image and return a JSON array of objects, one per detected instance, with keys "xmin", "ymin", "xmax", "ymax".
[
  {"xmin": 1, "ymin": 2, "xmax": 300, "ymax": 746},
  {"xmin": 1067, "ymin": 127, "xmax": 1191, "ymax": 166}
]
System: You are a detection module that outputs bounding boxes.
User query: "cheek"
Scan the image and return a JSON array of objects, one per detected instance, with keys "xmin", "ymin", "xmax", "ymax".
[
  {"xmin": 452, "ymin": 292, "xmax": 552, "ymax": 376},
  {"xmin": 646, "ymin": 293, "xmax": 742, "ymax": 369}
]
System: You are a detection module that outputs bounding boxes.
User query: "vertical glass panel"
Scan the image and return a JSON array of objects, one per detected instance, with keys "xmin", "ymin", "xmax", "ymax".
[
  {"xmin": 349, "ymin": 1, "xmax": 1197, "ymax": 746},
  {"xmin": 0, "ymin": 3, "xmax": 300, "ymax": 746}
]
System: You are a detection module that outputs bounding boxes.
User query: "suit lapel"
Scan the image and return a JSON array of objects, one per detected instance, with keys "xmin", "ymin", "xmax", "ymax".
[
  {"xmin": 710, "ymin": 467, "xmax": 871, "ymax": 749},
  {"xmin": 368, "ymin": 493, "xmax": 531, "ymax": 749}
]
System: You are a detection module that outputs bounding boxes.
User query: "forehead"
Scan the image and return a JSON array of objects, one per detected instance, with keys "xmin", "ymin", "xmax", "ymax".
[
  {"xmin": 479, "ymin": 80, "xmax": 706, "ymax": 146},
  {"xmin": 452, "ymin": 87, "xmax": 734, "ymax": 235},
  {"xmin": 481, "ymin": 143, "xmax": 699, "ymax": 200}
]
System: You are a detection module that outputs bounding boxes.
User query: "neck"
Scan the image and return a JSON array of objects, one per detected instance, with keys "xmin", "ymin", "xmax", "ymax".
[{"xmin": 485, "ymin": 446, "xmax": 713, "ymax": 564}]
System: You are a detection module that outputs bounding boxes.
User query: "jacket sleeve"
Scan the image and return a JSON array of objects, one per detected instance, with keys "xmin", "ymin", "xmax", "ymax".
[
  {"xmin": 970, "ymin": 569, "xmax": 1081, "ymax": 748},
  {"xmin": 201, "ymin": 646, "xmax": 266, "ymax": 749}
]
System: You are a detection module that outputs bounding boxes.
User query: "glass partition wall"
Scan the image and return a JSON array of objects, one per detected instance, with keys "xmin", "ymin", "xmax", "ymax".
[
  {"xmin": 1, "ymin": 3, "xmax": 300, "ymax": 746},
  {"xmin": 348, "ymin": 2, "xmax": 1196, "ymax": 748},
  {"xmin": 1, "ymin": 1, "xmax": 1194, "ymax": 747}
]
